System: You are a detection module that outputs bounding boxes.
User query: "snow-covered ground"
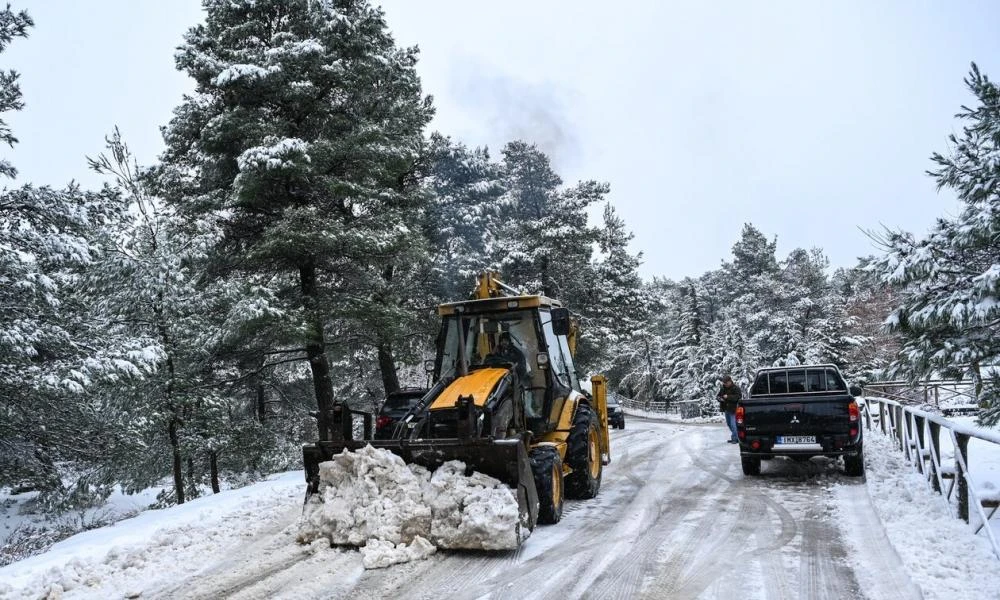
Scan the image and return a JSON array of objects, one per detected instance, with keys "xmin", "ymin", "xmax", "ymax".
[
  {"xmin": 0, "ymin": 472, "xmax": 305, "ymax": 599},
  {"xmin": 2, "ymin": 415, "xmax": 1000, "ymax": 599},
  {"xmin": 621, "ymin": 404, "xmax": 720, "ymax": 423}
]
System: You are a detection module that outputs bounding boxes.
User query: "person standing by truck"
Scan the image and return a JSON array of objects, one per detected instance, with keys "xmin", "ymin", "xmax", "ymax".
[{"xmin": 717, "ymin": 375, "xmax": 741, "ymax": 443}]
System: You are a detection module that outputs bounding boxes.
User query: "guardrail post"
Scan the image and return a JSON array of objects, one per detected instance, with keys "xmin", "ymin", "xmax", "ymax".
[
  {"xmin": 904, "ymin": 411, "xmax": 914, "ymax": 462},
  {"xmin": 894, "ymin": 405, "xmax": 904, "ymax": 450},
  {"xmin": 914, "ymin": 414, "xmax": 926, "ymax": 474},
  {"xmin": 929, "ymin": 422, "xmax": 942, "ymax": 492},
  {"xmin": 879, "ymin": 401, "xmax": 886, "ymax": 435},
  {"xmin": 957, "ymin": 433, "xmax": 971, "ymax": 523}
]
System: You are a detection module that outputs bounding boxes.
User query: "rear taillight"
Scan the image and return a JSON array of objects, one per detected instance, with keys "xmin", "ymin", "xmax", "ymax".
[
  {"xmin": 376, "ymin": 415, "xmax": 392, "ymax": 430},
  {"xmin": 735, "ymin": 405, "xmax": 745, "ymax": 425},
  {"xmin": 848, "ymin": 402, "xmax": 859, "ymax": 423}
]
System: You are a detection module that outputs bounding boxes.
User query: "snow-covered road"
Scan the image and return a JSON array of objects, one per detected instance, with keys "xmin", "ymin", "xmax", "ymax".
[
  {"xmin": 334, "ymin": 418, "xmax": 919, "ymax": 600},
  {"xmin": 140, "ymin": 418, "xmax": 918, "ymax": 599},
  {"xmin": 7, "ymin": 416, "xmax": 999, "ymax": 599}
]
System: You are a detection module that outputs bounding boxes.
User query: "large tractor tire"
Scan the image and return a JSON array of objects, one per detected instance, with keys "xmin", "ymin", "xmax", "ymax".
[
  {"xmin": 565, "ymin": 402, "xmax": 602, "ymax": 499},
  {"xmin": 530, "ymin": 445, "xmax": 564, "ymax": 524}
]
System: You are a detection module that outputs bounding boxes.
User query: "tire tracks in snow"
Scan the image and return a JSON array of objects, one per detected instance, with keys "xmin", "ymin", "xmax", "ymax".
[
  {"xmin": 834, "ymin": 483, "xmax": 924, "ymax": 600},
  {"xmin": 348, "ymin": 431, "xmax": 672, "ymax": 600},
  {"xmin": 643, "ymin": 436, "xmax": 799, "ymax": 598},
  {"xmin": 144, "ymin": 505, "xmax": 310, "ymax": 600},
  {"xmin": 677, "ymin": 435, "xmax": 871, "ymax": 600}
]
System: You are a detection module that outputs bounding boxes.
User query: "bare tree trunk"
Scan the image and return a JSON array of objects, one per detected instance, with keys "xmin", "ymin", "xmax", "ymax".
[
  {"xmin": 155, "ymin": 296, "xmax": 185, "ymax": 504},
  {"xmin": 187, "ymin": 456, "xmax": 196, "ymax": 498},
  {"xmin": 374, "ymin": 264, "xmax": 401, "ymax": 397},
  {"xmin": 168, "ymin": 416, "xmax": 185, "ymax": 504},
  {"xmin": 255, "ymin": 377, "xmax": 267, "ymax": 423},
  {"xmin": 299, "ymin": 260, "xmax": 336, "ymax": 439},
  {"xmin": 378, "ymin": 342, "xmax": 400, "ymax": 396},
  {"xmin": 971, "ymin": 361, "xmax": 983, "ymax": 406},
  {"xmin": 210, "ymin": 450, "xmax": 220, "ymax": 494}
]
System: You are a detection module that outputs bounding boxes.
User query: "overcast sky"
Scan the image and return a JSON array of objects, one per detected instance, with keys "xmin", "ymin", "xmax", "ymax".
[{"xmin": 5, "ymin": 1, "xmax": 998, "ymax": 280}]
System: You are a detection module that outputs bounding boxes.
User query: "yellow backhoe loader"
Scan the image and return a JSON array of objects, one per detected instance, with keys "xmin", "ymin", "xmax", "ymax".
[{"xmin": 302, "ymin": 273, "xmax": 611, "ymax": 540}]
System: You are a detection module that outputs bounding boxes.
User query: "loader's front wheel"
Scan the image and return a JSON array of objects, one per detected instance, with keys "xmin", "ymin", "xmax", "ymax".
[
  {"xmin": 530, "ymin": 446, "xmax": 563, "ymax": 524},
  {"xmin": 565, "ymin": 402, "xmax": 602, "ymax": 499}
]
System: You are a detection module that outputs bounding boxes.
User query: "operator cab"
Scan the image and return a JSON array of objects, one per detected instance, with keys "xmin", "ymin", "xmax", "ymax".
[{"xmin": 434, "ymin": 296, "xmax": 580, "ymax": 434}]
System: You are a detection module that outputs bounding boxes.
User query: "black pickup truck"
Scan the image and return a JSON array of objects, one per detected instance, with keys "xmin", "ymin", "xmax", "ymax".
[{"xmin": 737, "ymin": 364, "xmax": 864, "ymax": 477}]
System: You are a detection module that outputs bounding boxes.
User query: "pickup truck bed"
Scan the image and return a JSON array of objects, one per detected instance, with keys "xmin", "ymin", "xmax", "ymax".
[{"xmin": 737, "ymin": 365, "xmax": 864, "ymax": 477}]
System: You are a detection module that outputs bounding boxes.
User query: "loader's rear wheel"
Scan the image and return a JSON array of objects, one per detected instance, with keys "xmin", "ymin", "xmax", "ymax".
[
  {"xmin": 565, "ymin": 402, "xmax": 602, "ymax": 499},
  {"xmin": 530, "ymin": 446, "xmax": 563, "ymax": 524}
]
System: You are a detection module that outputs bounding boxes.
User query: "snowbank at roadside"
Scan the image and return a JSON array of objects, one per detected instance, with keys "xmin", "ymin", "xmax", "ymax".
[
  {"xmin": 837, "ymin": 428, "xmax": 1000, "ymax": 599},
  {"xmin": 620, "ymin": 406, "xmax": 721, "ymax": 423},
  {"xmin": 0, "ymin": 472, "xmax": 304, "ymax": 600},
  {"xmin": 297, "ymin": 445, "xmax": 524, "ymax": 568}
]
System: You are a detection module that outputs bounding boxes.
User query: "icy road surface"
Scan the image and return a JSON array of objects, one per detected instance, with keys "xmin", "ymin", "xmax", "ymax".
[{"xmin": 141, "ymin": 417, "xmax": 920, "ymax": 600}]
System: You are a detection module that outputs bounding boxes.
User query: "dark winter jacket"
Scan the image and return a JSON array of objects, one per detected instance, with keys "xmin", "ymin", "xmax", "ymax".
[{"xmin": 717, "ymin": 383, "xmax": 741, "ymax": 414}]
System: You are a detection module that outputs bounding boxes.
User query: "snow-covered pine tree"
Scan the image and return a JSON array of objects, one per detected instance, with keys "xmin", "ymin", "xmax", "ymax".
[
  {"xmin": 614, "ymin": 278, "xmax": 676, "ymax": 405},
  {"xmin": 874, "ymin": 63, "xmax": 1000, "ymax": 425},
  {"xmin": 85, "ymin": 131, "xmax": 267, "ymax": 504},
  {"xmin": 579, "ymin": 203, "xmax": 646, "ymax": 373},
  {"xmin": 159, "ymin": 0, "xmax": 433, "ymax": 436},
  {"xmin": 730, "ymin": 223, "xmax": 779, "ymax": 280},
  {"xmin": 777, "ymin": 247, "xmax": 851, "ymax": 367},
  {"xmin": 0, "ymin": 4, "xmax": 31, "ymax": 179},
  {"xmin": 490, "ymin": 141, "xmax": 601, "ymax": 303},
  {"xmin": 0, "ymin": 10, "xmax": 158, "ymax": 504},
  {"xmin": 833, "ymin": 260, "xmax": 901, "ymax": 382},
  {"xmin": 718, "ymin": 223, "xmax": 786, "ymax": 365},
  {"xmin": 423, "ymin": 133, "xmax": 504, "ymax": 302}
]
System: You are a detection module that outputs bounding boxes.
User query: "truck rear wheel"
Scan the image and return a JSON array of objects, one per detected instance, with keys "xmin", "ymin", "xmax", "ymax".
[
  {"xmin": 565, "ymin": 402, "xmax": 602, "ymax": 499},
  {"xmin": 530, "ymin": 445, "xmax": 563, "ymax": 524},
  {"xmin": 844, "ymin": 449, "xmax": 865, "ymax": 477},
  {"xmin": 741, "ymin": 456, "xmax": 761, "ymax": 476}
]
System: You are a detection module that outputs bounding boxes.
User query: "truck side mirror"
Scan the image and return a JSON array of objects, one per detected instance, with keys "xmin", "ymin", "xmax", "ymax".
[
  {"xmin": 551, "ymin": 308, "xmax": 571, "ymax": 336},
  {"xmin": 849, "ymin": 385, "xmax": 862, "ymax": 397}
]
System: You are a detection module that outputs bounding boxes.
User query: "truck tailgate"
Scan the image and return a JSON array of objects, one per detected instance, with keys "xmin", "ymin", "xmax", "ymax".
[{"xmin": 741, "ymin": 396, "xmax": 853, "ymax": 435}]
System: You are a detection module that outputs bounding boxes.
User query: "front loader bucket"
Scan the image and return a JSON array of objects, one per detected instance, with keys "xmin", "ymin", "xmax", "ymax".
[{"xmin": 303, "ymin": 437, "xmax": 539, "ymax": 534}]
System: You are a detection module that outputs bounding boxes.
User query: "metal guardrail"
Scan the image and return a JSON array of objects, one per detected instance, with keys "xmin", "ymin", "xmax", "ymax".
[
  {"xmin": 615, "ymin": 393, "xmax": 704, "ymax": 418},
  {"xmin": 863, "ymin": 396, "xmax": 1000, "ymax": 560},
  {"xmin": 863, "ymin": 379, "xmax": 980, "ymax": 412},
  {"xmin": 614, "ymin": 392, "xmax": 668, "ymax": 413}
]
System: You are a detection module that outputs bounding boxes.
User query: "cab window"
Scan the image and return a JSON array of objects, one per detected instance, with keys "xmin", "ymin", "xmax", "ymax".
[
  {"xmin": 786, "ymin": 370, "xmax": 806, "ymax": 393},
  {"xmin": 540, "ymin": 311, "xmax": 573, "ymax": 389},
  {"xmin": 768, "ymin": 371, "xmax": 788, "ymax": 394}
]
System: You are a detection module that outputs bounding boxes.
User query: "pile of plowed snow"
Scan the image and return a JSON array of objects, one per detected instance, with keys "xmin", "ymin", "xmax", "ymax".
[{"xmin": 297, "ymin": 445, "xmax": 525, "ymax": 568}]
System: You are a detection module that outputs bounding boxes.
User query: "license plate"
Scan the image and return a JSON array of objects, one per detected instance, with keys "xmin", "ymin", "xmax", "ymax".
[{"xmin": 777, "ymin": 435, "xmax": 816, "ymax": 444}]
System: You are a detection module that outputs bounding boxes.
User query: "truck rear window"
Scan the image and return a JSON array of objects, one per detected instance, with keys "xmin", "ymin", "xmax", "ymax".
[
  {"xmin": 751, "ymin": 367, "xmax": 846, "ymax": 395},
  {"xmin": 769, "ymin": 371, "xmax": 787, "ymax": 394},
  {"xmin": 786, "ymin": 370, "xmax": 806, "ymax": 393}
]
